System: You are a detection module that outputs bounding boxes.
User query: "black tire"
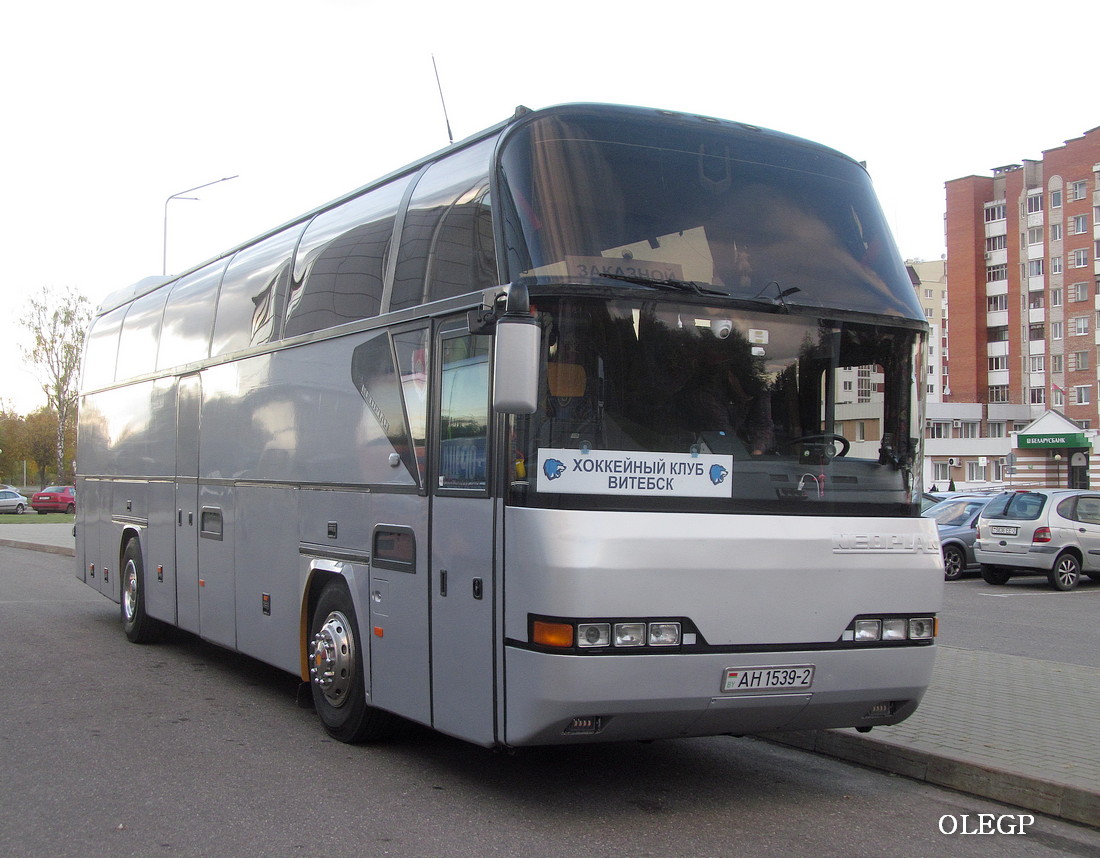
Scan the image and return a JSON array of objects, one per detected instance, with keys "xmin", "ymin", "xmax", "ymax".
[
  {"xmin": 14, "ymin": 504, "xmax": 24, "ymax": 515},
  {"xmin": 121, "ymin": 539, "xmax": 166, "ymax": 643},
  {"xmin": 308, "ymin": 580, "xmax": 394, "ymax": 743},
  {"xmin": 65, "ymin": 503, "xmax": 75, "ymax": 514},
  {"xmin": 942, "ymin": 545, "xmax": 966, "ymax": 581},
  {"xmin": 1048, "ymin": 553, "xmax": 1081, "ymax": 591},
  {"xmin": 980, "ymin": 564, "xmax": 1011, "ymax": 585}
]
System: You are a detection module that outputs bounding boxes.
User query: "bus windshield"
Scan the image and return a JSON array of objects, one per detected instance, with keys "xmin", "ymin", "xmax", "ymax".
[
  {"xmin": 510, "ymin": 297, "xmax": 923, "ymax": 516},
  {"xmin": 498, "ymin": 110, "xmax": 924, "ymax": 320}
]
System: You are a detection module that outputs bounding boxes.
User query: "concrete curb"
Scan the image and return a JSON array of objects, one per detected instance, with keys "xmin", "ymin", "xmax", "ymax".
[
  {"xmin": 764, "ymin": 729, "xmax": 1100, "ymax": 829},
  {"xmin": 0, "ymin": 538, "xmax": 76, "ymax": 557}
]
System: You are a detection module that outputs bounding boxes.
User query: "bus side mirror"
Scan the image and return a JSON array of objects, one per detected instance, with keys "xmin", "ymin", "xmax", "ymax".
[{"xmin": 490, "ymin": 283, "xmax": 539, "ymax": 414}]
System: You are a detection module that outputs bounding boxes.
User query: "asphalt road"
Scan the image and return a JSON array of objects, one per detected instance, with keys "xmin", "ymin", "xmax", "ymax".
[
  {"xmin": 2, "ymin": 546, "xmax": 1099, "ymax": 858},
  {"xmin": 937, "ymin": 572, "xmax": 1100, "ymax": 667}
]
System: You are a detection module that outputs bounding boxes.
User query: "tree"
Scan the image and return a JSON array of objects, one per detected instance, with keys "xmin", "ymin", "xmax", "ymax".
[
  {"xmin": 24, "ymin": 408, "xmax": 58, "ymax": 488},
  {"xmin": 0, "ymin": 407, "xmax": 28, "ymax": 487},
  {"xmin": 20, "ymin": 287, "xmax": 92, "ymax": 485}
]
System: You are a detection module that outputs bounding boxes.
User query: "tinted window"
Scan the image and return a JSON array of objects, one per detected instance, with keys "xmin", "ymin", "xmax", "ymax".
[
  {"xmin": 212, "ymin": 226, "xmax": 302, "ymax": 355},
  {"xmin": 157, "ymin": 262, "xmax": 228, "ymax": 370},
  {"xmin": 390, "ymin": 138, "xmax": 498, "ymax": 311},
  {"xmin": 438, "ymin": 334, "xmax": 490, "ymax": 491},
  {"xmin": 285, "ymin": 177, "xmax": 410, "ymax": 337},
  {"xmin": 82, "ymin": 306, "xmax": 126, "ymax": 390},
  {"xmin": 982, "ymin": 492, "xmax": 1047, "ymax": 521},
  {"xmin": 115, "ymin": 288, "xmax": 168, "ymax": 380}
]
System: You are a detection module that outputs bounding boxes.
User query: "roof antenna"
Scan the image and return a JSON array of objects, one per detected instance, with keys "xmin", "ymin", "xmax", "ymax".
[{"xmin": 432, "ymin": 54, "xmax": 454, "ymax": 145}]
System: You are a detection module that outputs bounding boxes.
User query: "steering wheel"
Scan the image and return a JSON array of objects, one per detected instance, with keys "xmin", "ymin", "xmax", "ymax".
[{"xmin": 786, "ymin": 433, "xmax": 850, "ymax": 458}]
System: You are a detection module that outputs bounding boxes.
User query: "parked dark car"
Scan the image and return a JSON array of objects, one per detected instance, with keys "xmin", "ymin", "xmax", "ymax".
[
  {"xmin": 922, "ymin": 496, "xmax": 993, "ymax": 580},
  {"xmin": 30, "ymin": 485, "xmax": 76, "ymax": 514}
]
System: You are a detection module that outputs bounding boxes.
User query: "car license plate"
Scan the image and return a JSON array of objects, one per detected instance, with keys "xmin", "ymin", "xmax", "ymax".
[
  {"xmin": 722, "ymin": 665, "xmax": 815, "ymax": 693},
  {"xmin": 990, "ymin": 525, "xmax": 1018, "ymax": 536}
]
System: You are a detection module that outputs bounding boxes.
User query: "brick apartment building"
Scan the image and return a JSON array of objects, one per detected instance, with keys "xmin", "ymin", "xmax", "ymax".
[{"xmin": 933, "ymin": 127, "xmax": 1100, "ymax": 489}]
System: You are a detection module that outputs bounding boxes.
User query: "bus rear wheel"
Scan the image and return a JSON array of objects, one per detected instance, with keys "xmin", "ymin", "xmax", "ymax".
[
  {"xmin": 308, "ymin": 580, "xmax": 393, "ymax": 743},
  {"xmin": 121, "ymin": 539, "xmax": 166, "ymax": 643}
]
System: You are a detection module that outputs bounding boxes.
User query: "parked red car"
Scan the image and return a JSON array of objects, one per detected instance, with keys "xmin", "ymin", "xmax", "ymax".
[{"xmin": 31, "ymin": 485, "xmax": 76, "ymax": 514}]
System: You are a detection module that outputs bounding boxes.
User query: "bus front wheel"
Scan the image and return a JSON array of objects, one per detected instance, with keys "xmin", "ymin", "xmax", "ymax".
[
  {"xmin": 308, "ymin": 580, "xmax": 394, "ymax": 743},
  {"xmin": 121, "ymin": 539, "xmax": 165, "ymax": 644}
]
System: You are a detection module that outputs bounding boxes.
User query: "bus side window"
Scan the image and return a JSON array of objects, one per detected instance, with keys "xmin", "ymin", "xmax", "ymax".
[
  {"xmin": 211, "ymin": 225, "xmax": 301, "ymax": 355},
  {"xmin": 82, "ymin": 306, "xmax": 127, "ymax": 390},
  {"xmin": 437, "ymin": 334, "xmax": 491, "ymax": 492},
  {"xmin": 390, "ymin": 138, "xmax": 498, "ymax": 312},
  {"xmin": 116, "ymin": 288, "xmax": 168, "ymax": 381},
  {"xmin": 285, "ymin": 177, "xmax": 409, "ymax": 339},
  {"xmin": 157, "ymin": 262, "xmax": 228, "ymax": 371}
]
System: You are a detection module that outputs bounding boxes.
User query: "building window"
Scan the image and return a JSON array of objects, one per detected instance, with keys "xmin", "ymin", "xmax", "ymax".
[
  {"xmin": 1051, "ymin": 223, "xmax": 1063, "ymax": 241},
  {"xmin": 1051, "ymin": 320, "xmax": 1064, "ymax": 340},
  {"xmin": 1071, "ymin": 351, "xmax": 1090, "ymax": 371},
  {"xmin": 1051, "ymin": 287, "xmax": 1063, "ymax": 307},
  {"xmin": 928, "ymin": 421, "xmax": 951, "ymax": 439},
  {"xmin": 1030, "ymin": 388, "xmax": 1046, "ymax": 405},
  {"xmin": 1075, "ymin": 385, "xmax": 1091, "ymax": 405},
  {"xmin": 967, "ymin": 461, "xmax": 987, "ymax": 482},
  {"xmin": 933, "ymin": 462, "xmax": 951, "ymax": 482},
  {"xmin": 1051, "ymin": 189, "xmax": 1062, "ymax": 208},
  {"xmin": 1070, "ymin": 180, "xmax": 1088, "ymax": 201},
  {"xmin": 1029, "ymin": 323, "xmax": 1045, "ymax": 341},
  {"xmin": 989, "ymin": 385, "xmax": 1010, "ymax": 403},
  {"xmin": 989, "ymin": 355, "xmax": 1009, "ymax": 371},
  {"xmin": 1077, "ymin": 420, "xmax": 1091, "ymax": 430},
  {"xmin": 986, "ymin": 235, "xmax": 1007, "ymax": 252},
  {"xmin": 1052, "ymin": 354, "xmax": 1064, "ymax": 373},
  {"xmin": 856, "ymin": 421, "xmax": 866, "ymax": 441},
  {"xmin": 1026, "ymin": 194, "xmax": 1044, "ymax": 213},
  {"xmin": 988, "ymin": 421, "xmax": 1006, "ymax": 438},
  {"xmin": 1070, "ymin": 214, "xmax": 1088, "ymax": 235},
  {"xmin": 1029, "ymin": 355, "xmax": 1045, "ymax": 373},
  {"xmin": 1071, "ymin": 282, "xmax": 1090, "ymax": 301},
  {"xmin": 1072, "ymin": 316, "xmax": 1090, "ymax": 336},
  {"xmin": 1028, "ymin": 259, "xmax": 1045, "ymax": 277},
  {"xmin": 960, "ymin": 422, "xmax": 980, "ymax": 439},
  {"xmin": 1027, "ymin": 227, "xmax": 1044, "ymax": 245},
  {"xmin": 1072, "ymin": 249, "xmax": 1089, "ymax": 268},
  {"xmin": 1029, "ymin": 292, "xmax": 1045, "ymax": 309},
  {"xmin": 1053, "ymin": 388, "xmax": 1065, "ymax": 407},
  {"xmin": 986, "ymin": 264, "xmax": 1008, "ymax": 282},
  {"xmin": 987, "ymin": 294, "xmax": 1009, "ymax": 311},
  {"xmin": 1052, "ymin": 256, "xmax": 1063, "ymax": 275},
  {"xmin": 987, "ymin": 325, "xmax": 1009, "ymax": 342},
  {"xmin": 985, "ymin": 202, "xmax": 1006, "ymax": 222}
]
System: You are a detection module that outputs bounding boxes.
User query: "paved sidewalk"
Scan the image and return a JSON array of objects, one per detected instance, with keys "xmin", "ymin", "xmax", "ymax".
[
  {"xmin": 0, "ymin": 522, "xmax": 76, "ymax": 556},
  {"xmin": 768, "ymin": 645, "xmax": 1100, "ymax": 828},
  {"xmin": 3, "ymin": 527, "xmax": 1098, "ymax": 828}
]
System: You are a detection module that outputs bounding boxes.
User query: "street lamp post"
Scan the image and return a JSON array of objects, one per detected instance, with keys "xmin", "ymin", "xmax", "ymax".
[{"xmin": 162, "ymin": 175, "xmax": 239, "ymax": 275}]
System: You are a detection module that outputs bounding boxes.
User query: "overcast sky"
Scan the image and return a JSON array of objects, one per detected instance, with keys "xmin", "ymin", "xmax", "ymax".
[{"xmin": 3, "ymin": 0, "xmax": 1093, "ymax": 413}]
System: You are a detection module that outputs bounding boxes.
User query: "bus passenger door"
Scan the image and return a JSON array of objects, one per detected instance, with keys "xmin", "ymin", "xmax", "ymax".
[
  {"xmin": 430, "ymin": 327, "xmax": 497, "ymax": 745},
  {"xmin": 175, "ymin": 373, "xmax": 201, "ymax": 633}
]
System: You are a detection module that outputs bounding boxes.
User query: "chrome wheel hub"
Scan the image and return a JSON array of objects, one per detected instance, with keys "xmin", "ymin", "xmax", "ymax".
[
  {"xmin": 123, "ymin": 559, "xmax": 139, "ymax": 623},
  {"xmin": 310, "ymin": 611, "xmax": 355, "ymax": 707}
]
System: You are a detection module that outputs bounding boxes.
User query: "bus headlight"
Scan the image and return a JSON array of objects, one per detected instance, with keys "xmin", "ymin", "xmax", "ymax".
[
  {"xmin": 613, "ymin": 622, "xmax": 647, "ymax": 647},
  {"xmin": 908, "ymin": 617, "xmax": 935, "ymax": 640},
  {"xmin": 577, "ymin": 623, "xmax": 611, "ymax": 647},
  {"xmin": 648, "ymin": 622, "xmax": 681, "ymax": 646},
  {"xmin": 854, "ymin": 619, "xmax": 882, "ymax": 641}
]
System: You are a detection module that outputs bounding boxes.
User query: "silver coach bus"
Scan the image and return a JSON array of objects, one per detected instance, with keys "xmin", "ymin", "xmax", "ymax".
[{"xmin": 76, "ymin": 103, "xmax": 942, "ymax": 747}]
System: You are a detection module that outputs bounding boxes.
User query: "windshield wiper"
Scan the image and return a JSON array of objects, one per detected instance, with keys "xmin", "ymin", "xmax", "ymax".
[{"xmin": 591, "ymin": 271, "xmax": 729, "ymax": 297}]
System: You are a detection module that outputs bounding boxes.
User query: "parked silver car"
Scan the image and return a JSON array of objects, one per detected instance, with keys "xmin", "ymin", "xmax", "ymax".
[
  {"xmin": 0, "ymin": 489, "xmax": 29, "ymax": 514},
  {"xmin": 974, "ymin": 488, "xmax": 1100, "ymax": 591}
]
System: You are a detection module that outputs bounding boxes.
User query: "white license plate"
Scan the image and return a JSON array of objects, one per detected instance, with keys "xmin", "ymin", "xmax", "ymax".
[
  {"xmin": 990, "ymin": 525, "xmax": 1018, "ymax": 536},
  {"xmin": 722, "ymin": 664, "xmax": 815, "ymax": 693}
]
